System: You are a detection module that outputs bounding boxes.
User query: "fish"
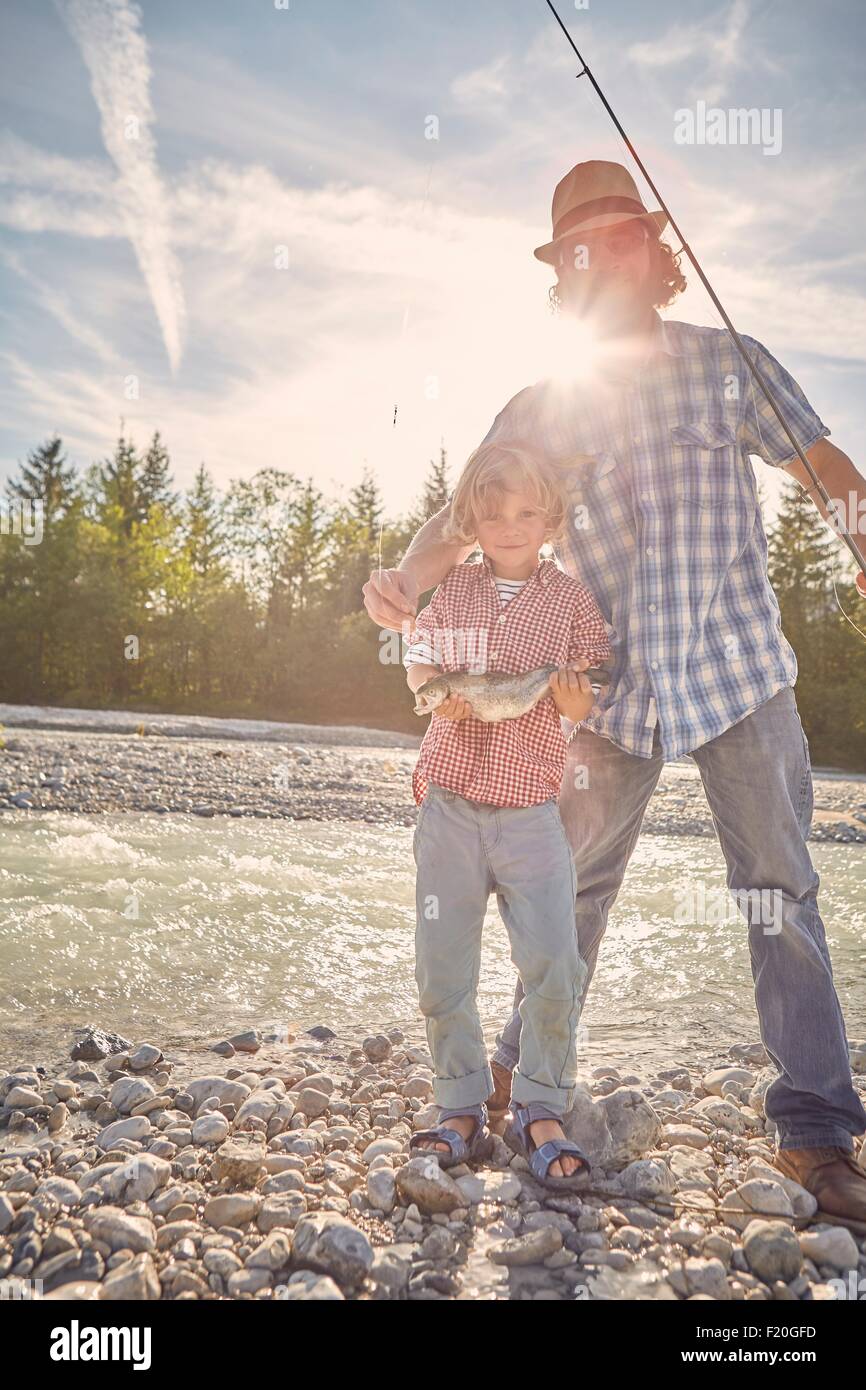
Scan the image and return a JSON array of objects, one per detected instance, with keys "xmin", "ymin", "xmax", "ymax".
[{"xmin": 413, "ymin": 663, "xmax": 611, "ymax": 722}]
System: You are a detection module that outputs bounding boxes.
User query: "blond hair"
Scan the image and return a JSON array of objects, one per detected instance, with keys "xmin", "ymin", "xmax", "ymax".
[{"xmin": 442, "ymin": 441, "xmax": 570, "ymax": 548}]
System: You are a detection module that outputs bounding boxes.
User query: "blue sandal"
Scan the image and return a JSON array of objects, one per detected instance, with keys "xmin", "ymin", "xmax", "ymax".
[
  {"xmin": 408, "ymin": 1102, "xmax": 493, "ymax": 1169},
  {"xmin": 504, "ymin": 1101, "xmax": 590, "ymax": 1191}
]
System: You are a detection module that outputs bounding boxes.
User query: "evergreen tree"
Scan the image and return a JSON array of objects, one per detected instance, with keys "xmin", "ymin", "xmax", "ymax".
[
  {"xmin": 92, "ymin": 430, "xmax": 147, "ymax": 538},
  {"xmin": 4, "ymin": 435, "xmax": 79, "ymax": 520},
  {"xmin": 182, "ymin": 463, "xmax": 226, "ymax": 579},
  {"xmin": 140, "ymin": 431, "xmax": 176, "ymax": 518},
  {"xmin": 405, "ymin": 444, "xmax": 451, "ymax": 534}
]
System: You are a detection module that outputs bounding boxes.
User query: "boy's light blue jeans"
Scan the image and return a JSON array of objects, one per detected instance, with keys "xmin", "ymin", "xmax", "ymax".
[
  {"xmin": 413, "ymin": 782, "xmax": 586, "ymax": 1115},
  {"xmin": 492, "ymin": 686, "xmax": 866, "ymax": 1153}
]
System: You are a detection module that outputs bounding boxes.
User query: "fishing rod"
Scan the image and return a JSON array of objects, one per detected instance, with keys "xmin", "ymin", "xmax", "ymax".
[{"xmin": 542, "ymin": 0, "xmax": 866, "ymax": 581}]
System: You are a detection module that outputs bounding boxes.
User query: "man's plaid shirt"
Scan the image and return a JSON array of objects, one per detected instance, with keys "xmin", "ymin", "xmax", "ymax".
[
  {"xmin": 479, "ymin": 312, "xmax": 830, "ymax": 760},
  {"xmin": 406, "ymin": 551, "xmax": 611, "ymax": 807}
]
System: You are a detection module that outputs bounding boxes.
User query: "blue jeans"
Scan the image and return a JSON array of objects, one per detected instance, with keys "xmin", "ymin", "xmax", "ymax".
[
  {"xmin": 414, "ymin": 783, "xmax": 585, "ymax": 1115},
  {"xmin": 492, "ymin": 686, "xmax": 866, "ymax": 1153}
]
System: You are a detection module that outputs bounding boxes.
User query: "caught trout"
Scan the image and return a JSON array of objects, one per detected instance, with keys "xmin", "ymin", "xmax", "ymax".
[{"xmin": 413, "ymin": 663, "xmax": 611, "ymax": 723}]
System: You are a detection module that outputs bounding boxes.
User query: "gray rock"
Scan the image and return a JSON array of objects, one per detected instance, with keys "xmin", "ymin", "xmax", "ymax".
[
  {"xmin": 257, "ymin": 1193, "xmax": 307, "ymax": 1232},
  {"xmin": 35, "ymin": 1177, "xmax": 82, "ymax": 1208},
  {"xmin": 96, "ymin": 1116, "xmax": 152, "ymax": 1149},
  {"xmin": 720, "ymin": 1179, "xmax": 794, "ymax": 1232},
  {"xmin": 743, "ymin": 1219, "xmax": 802, "ymax": 1283},
  {"xmin": 0, "ymin": 1195, "xmax": 16, "ymax": 1232},
  {"xmin": 488, "ymin": 1227, "xmax": 563, "ymax": 1266},
  {"xmin": 70, "ymin": 1028, "xmax": 132, "ymax": 1061},
  {"xmin": 366, "ymin": 1167, "xmax": 397, "ymax": 1214},
  {"xmin": 683, "ymin": 1256, "xmax": 731, "ymax": 1300},
  {"xmin": 84, "ymin": 1207, "xmax": 157, "ymax": 1254},
  {"xmin": 370, "ymin": 1248, "xmax": 411, "ymax": 1295},
  {"xmin": 690, "ymin": 1096, "xmax": 755, "ymax": 1135},
  {"xmin": 106, "ymin": 1155, "xmax": 171, "ymax": 1203},
  {"xmin": 278, "ymin": 1270, "xmax": 344, "ymax": 1300},
  {"xmin": 395, "ymin": 1156, "xmax": 465, "ymax": 1214},
  {"xmin": 292, "ymin": 1212, "xmax": 374, "ymax": 1287},
  {"xmin": 295, "ymin": 1088, "xmax": 330, "ymax": 1119},
  {"xmin": 192, "ymin": 1113, "xmax": 230, "ymax": 1145},
  {"xmin": 620, "ymin": 1158, "xmax": 676, "ymax": 1200},
  {"xmin": 204, "ymin": 1193, "xmax": 262, "ymax": 1228},
  {"xmin": 362, "ymin": 1034, "xmax": 392, "ymax": 1063},
  {"xmin": 109, "ymin": 1077, "xmax": 156, "ymax": 1114},
  {"xmin": 128, "ymin": 1044, "xmax": 163, "ymax": 1072},
  {"xmin": 454, "ymin": 1170, "xmax": 522, "ymax": 1205},
  {"xmin": 185, "ymin": 1076, "xmax": 251, "ymax": 1113},
  {"xmin": 213, "ymin": 1135, "xmax": 267, "ymax": 1187},
  {"xmin": 799, "ymin": 1225, "xmax": 859, "ymax": 1271},
  {"xmin": 701, "ymin": 1066, "xmax": 756, "ymax": 1096},
  {"xmin": 4, "ymin": 1085, "xmax": 42, "ymax": 1108},
  {"xmin": 41, "ymin": 1280, "xmax": 104, "ymax": 1301},
  {"xmin": 101, "ymin": 1252, "xmax": 161, "ymax": 1300},
  {"xmin": 227, "ymin": 1267, "xmax": 272, "ymax": 1294},
  {"xmin": 246, "ymin": 1229, "xmax": 293, "ymax": 1271},
  {"xmin": 597, "ymin": 1086, "xmax": 662, "ymax": 1165}
]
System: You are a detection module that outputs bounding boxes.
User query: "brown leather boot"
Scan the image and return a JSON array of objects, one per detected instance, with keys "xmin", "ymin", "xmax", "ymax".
[
  {"xmin": 774, "ymin": 1145, "xmax": 866, "ymax": 1236},
  {"xmin": 486, "ymin": 1061, "xmax": 513, "ymax": 1137}
]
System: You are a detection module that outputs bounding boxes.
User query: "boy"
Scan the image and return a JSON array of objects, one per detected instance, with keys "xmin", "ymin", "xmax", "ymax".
[{"xmin": 403, "ymin": 441, "xmax": 612, "ymax": 1186}]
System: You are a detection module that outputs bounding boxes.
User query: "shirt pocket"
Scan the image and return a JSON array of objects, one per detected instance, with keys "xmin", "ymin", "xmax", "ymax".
[{"xmin": 669, "ymin": 416, "xmax": 742, "ymax": 509}]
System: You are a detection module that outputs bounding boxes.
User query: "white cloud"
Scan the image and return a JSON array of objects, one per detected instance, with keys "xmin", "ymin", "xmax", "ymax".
[
  {"xmin": 451, "ymin": 55, "xmax": 510, "ymax": 107},
  {"xmin": 54, "ymin": 0, "xmax": 186, "ymax": 372}
]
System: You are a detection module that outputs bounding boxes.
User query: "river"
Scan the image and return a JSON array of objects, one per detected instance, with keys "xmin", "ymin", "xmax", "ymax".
[{"xmin": 1, "ymin": 812, "xmax": 864, "ymax": 1068}]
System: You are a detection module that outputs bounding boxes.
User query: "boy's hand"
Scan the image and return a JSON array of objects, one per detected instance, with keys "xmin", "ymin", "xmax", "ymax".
[
  {"xmin": 433, "ymin": 694, "xmax": 474, "ymax": 721},
  {"xmin": 548, "ymin": 663, "xmax": 595, "ymax": 722}
]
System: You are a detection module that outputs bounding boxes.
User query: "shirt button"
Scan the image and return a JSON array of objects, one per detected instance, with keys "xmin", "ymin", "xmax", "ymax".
[
  {"xmin": 646, "ymin": 546, "xmax": 654, "ymax": 556},
  {"xmin": 633, "ymin": 436, "xmax": 641, "ymax": 445},
  {"xmin": 498, "ymin": 614, "xmax": 506, "ymax": 623},
  {"xmin": 648, "ymin": 603, "xmax": 656, "ymax": 613},
  {"xmin": 650, "ymin": 660, "xmax": 659, "ymax": 671}
]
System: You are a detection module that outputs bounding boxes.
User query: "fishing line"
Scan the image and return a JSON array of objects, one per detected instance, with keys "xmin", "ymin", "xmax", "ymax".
[
  {"xmin": 380, "ymin": 154, "xmax": 438, "ymax": 605},
  {"xmin": 541, "ymin": 0, "xmax": 866, "ymax": 587}
]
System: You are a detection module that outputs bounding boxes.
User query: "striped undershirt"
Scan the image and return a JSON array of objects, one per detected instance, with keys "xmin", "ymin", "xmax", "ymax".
[{"xmin": 403, "ymin": 574, "xmax": 527, "ymax": 667}]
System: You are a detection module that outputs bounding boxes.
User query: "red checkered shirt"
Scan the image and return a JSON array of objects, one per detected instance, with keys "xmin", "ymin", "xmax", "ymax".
[{"xmin": 407, "ymin": 552, "xmax": 612, "ymax": 807}]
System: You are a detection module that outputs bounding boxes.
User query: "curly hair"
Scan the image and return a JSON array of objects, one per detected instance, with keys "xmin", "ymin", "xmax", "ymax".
[
  {"xmin": 548, "ymin": 236, "xmax": 687, "ymax": 314},
  {"xmin": 441, "ymin": 441, "xmax": 570, "ymax": 548}
]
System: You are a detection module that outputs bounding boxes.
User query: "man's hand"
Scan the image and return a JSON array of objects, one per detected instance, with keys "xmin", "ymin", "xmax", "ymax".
[
  {"xmin": 363, "ymin": 568, "xmax": 419, "ymax": 632},
  {"xmin": 433, "ymin": 694, "xmax": 474, "ymax": 721},
  {"xmin": 548, "ymin": 662, "xmax": 595, "ymax": 723},
  {"xmin": 786, "ymin": 440, "xmax": 866, "ymax": 598}
]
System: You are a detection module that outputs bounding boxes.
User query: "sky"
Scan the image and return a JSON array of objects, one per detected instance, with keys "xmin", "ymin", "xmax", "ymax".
[{"xmin": 1, "ymin": 0, "xmax": 865, "ymax": 520}]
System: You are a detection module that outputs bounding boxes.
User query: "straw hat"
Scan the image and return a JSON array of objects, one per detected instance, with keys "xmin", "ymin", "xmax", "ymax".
[{"xmin": 534, "ymin": 159, "xmax": 668, "ymax": 265}]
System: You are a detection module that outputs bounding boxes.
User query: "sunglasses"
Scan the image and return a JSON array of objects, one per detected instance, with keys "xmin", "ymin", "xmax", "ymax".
[{"xmin": 558, "ymin": 219, "xmax": 650, "ymax": 268}]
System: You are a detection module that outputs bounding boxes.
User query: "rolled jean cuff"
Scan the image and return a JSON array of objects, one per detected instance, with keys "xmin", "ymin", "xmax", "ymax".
[
  {"xmin": 776, "ymin": 1129, "xmax": 857, "ymax": 1153},
  {"xmin": 491, "ymin": 1043, "xmax": 518, "ymax": 1072},
  {"xmin": 432, "ymin": 1064, "xmax": 494, "ymax": 1110},
  {"xmin": 511, "ymin": 1070, "xmax": 573, "ymax": 1114}
]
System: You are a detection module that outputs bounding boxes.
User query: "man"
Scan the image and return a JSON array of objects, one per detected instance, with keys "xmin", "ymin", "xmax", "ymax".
[{"xmin": 363, "ymin": 160, "xmax": 866, "ymax": 1230}]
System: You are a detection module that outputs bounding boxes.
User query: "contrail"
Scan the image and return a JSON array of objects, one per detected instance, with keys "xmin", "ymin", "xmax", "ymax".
[{"xmin": 55, "ymin": 0, "xmax": 186, "ymax": 372}]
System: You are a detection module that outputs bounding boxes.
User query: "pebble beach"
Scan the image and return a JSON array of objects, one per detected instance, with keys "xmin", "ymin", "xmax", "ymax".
[
  {"xmin": 2, "ymin": 1024, "xmax": 866, "ymax": 1303},
  {"xmin": 1, "ymin": 705, "xmax": 864, "ymax": 841}
]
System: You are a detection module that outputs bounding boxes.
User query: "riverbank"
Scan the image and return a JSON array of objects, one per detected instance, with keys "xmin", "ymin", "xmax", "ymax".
[
  {"xmin": 2, "ymin": 1022, "xmax": 865, "ymax": 1302},
  {"xmin": 1, "ymin": 709, "xmax": 864, "ymax": 840}
]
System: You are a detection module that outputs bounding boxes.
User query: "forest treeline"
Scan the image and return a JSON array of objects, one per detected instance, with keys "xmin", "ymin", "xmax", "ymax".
[{"xmin": 1, "ymin": 433, "xmax": 864, "ymax": 769}]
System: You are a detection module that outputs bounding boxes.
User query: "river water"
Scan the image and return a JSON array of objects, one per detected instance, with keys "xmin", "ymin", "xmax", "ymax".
[{"xmin": 1, "ymin": 812, "xmax": 864, "ymax": 1069}]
